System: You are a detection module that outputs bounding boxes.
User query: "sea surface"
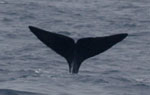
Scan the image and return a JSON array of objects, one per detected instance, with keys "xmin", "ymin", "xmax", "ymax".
[{"xmin": 0, "ymin": 0, "xmax": 150, "ymax": 95}]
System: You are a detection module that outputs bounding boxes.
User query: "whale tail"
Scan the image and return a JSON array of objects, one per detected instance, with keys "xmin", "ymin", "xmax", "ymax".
[{"xmin": 29, "ymin": 26, "xmax": 128, "ymax": 74}]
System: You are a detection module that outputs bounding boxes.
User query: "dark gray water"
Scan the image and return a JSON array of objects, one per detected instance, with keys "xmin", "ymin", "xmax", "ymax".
[{"xmin": 0, "ymin": 0, "xmax": 150, "ymax": 95}]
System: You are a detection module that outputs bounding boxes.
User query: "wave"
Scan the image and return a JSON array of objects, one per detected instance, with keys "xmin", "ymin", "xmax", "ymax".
[{"xmin": 0, "ymin": 89, "xmax": 46, "ymax": 95}]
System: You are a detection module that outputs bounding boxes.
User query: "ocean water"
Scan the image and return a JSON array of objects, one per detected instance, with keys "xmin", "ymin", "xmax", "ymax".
[{"xmin": 0, "ymin": 0, "xmax": 150, "ymax": 95}]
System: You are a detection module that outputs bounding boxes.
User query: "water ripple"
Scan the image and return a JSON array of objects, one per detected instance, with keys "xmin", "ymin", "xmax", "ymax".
[{"xmin": 0, "ymin": 89, "xmax": 46, "ymax": 95}]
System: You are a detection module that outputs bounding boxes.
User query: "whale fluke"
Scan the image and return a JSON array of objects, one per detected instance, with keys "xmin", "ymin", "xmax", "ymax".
[
  {"xmin": 29, "ymin": 26, "xmax": 128, "ymax": 74},
  {"xmin": 29, "ymin": 26, "xmax": 75, "ymax": 62}
]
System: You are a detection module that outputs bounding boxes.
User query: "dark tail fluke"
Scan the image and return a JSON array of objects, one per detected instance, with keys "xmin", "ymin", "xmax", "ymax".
[
  {"xmin": 29, "ymin": 26, "xmax": 75, "ymax": 61},
  {"xmin": 75, "ymin": 33, "xmax": 128, "ymax": 63},
  {"xmin": 29, "ymin": 26, "xmax": 128, "ymax": 74}
]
